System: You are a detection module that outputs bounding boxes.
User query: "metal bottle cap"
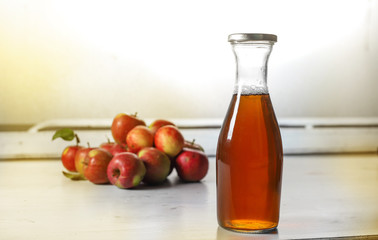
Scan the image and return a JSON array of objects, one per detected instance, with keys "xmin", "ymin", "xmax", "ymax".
[{"xmin": 228, "ymin": 33, "xmax": 277, "ymax": 43}]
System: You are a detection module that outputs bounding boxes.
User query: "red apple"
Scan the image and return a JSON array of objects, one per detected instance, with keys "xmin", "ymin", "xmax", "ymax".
[
  {"xmin": 126, "ymin": 126, "xmax": 154, "ymax": 153},
  {"xmin": 83, "ymin": 148, "xmax": 113, "ymax": 184},
  {"xmin": 75, "ymin": 147, "xmax": 95, "ymax": 177},
  {"xmin": 138, "ymin": 147, "xmax": 171, "ymax": 185},
  {"xmin": 175, "ymin": 149, "xmax": 209, "ymax": 182},
  {"xmin": 184, "ymin": 139, "xmax": 205, "ymax": 152},
  {"xmin": 100, "ymin": 141, "xmax": 127, "ymax": 156},
  {"xmin": 61, "ymin": 145, "xmax": 82, "ymax": 172},
  {"xmin": 148, "ymin": 119, "xmax": 175, "ymax": 136},
  {"xmin": 107, "ymin": 152, "xmax": 146, "ymax": 189},
  {"xmin": 111, "ymin": 113, "xmax": 146, "ymax": 144},
  {"xmin": 154, "ymin": 125, "xmax": 184, "ymax": 158}
]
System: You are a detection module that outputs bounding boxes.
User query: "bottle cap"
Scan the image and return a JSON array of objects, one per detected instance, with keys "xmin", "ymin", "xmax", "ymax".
[{"xmin": 228, "ymin": 33, "xmax": 277, "ymax": 43}]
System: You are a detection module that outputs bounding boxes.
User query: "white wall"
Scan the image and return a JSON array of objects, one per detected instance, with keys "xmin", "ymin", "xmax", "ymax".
[{"xmin": 0, "ymin": 0, "xmax": 377, "ymax": 124}]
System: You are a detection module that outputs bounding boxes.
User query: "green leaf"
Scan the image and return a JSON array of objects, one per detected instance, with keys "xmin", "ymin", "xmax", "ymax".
[
  {"xmin": 52, "ymin": 128, "xmax": 75, "ymax": 141},
  {"xmin": 62, "ymin": 171, "xmax": 86, "ymax": 181}
]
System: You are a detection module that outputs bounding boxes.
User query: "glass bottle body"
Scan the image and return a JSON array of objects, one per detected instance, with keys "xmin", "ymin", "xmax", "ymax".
[{"xmin": 216, "ymin": 34, "xmax": 283, "ymax": 233}]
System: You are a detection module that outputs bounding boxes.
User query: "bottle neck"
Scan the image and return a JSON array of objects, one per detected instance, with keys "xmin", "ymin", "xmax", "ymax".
[{"xmin": 232, "ymin": 42, "xmax": 273, "ymax": 95}]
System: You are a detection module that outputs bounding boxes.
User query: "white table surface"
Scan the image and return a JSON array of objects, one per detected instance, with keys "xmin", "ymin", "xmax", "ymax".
[{"xmin": 1, "ymin": 154, "xmax": 377, "ymax": 240}]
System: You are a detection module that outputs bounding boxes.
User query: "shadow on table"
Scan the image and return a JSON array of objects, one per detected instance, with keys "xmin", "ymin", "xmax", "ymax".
[
  {"xmin": 128, "ymin": 175, "xmax": 208, "ymax": 191},
  {"xmin": 127, "ymin": 178, "xmax": 174, "ymax": 190},
  {"xmin": 216, "ymin": 227, "xmax": 279, "ymax": 240}
]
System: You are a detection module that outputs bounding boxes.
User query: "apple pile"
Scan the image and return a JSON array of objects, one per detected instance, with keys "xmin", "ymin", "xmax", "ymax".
[{"xmin": 53, "ymin": 113, "xmax": 209, "ymax": 189}]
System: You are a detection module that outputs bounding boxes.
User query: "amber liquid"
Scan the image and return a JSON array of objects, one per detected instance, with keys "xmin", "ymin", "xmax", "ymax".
[{"xmin": 216, "ymin": 93, "xmax": 283, "ymax": 232}]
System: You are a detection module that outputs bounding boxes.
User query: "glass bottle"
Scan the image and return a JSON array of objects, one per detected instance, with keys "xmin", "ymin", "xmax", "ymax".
[{"xmin": 216, "ymin": 33, "xmax": 283, "ymax": 233}]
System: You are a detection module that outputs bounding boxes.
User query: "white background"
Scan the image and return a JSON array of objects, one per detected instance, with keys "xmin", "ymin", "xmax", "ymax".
[{"xmin": 0, "ymin": 0, "xmax": 377, "ymax": 124}]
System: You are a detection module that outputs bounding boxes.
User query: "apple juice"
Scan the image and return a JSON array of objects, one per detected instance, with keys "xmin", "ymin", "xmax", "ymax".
[{"xmin": 216, "ymin": 93, "xmax": 283, "ymax": 232}]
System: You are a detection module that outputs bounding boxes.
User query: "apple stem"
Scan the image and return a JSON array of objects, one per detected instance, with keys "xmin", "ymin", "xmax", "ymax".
[
  {"xmin": 87, "ymin": 142, "xmax": 91, "ymax": 148},
  {"xmin": 113, "ymin": 169, "xmax": 121, "ymax": 178},
  {"xmin": 191, "ymin": 139, "xmax": 196, "ymax": 145},
  {"xmin": 75, "ymin": 134, "xmax": 80, "ymax": 146},
  {"xmin": 132, "ymin": 112, "xmax": 138, "ymax": 118},
  {"xmin": 106, "ymin": 136, "xmax": 111, "ymax": 143}
]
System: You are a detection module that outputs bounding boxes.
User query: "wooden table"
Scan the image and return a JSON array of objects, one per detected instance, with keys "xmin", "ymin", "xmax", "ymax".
[{"xmin": 0, "ymin": 154, "xmax": 377, "ymax": 239}]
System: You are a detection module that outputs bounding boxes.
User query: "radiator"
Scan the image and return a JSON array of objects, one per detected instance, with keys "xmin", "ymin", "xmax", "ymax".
[{"xmin": 0, "ymin": 118, "xmax": 377, "ymax": 159}]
